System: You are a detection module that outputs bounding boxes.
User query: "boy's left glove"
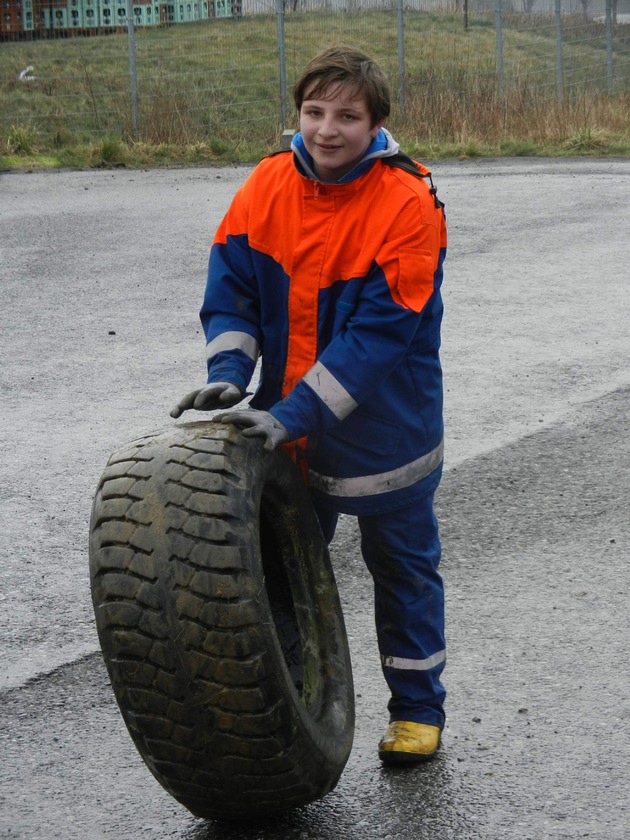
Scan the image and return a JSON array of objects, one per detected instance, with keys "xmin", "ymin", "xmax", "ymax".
[{"xmin": 213, "ymin": 409, "xmax": 288, "ymax": 451}]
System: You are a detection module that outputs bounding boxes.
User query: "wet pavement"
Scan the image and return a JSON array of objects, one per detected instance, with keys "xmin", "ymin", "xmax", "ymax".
[{"xmin": 1, "ymin": 159, "xmax": 629, "ymax": 839}]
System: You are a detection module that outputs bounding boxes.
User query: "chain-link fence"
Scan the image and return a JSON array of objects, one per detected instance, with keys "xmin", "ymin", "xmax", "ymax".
[{"xmin": 1, "ymin": 0, "xmax": 629, "ymax": 150}]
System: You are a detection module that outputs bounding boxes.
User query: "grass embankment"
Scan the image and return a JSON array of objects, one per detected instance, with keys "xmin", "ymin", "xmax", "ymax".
[{"xmin": 1, "ymin": 10, "xmax": 629, "ymax": 169}]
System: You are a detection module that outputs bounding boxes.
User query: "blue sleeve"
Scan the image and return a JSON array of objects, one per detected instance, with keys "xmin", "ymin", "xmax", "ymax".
[
  {"xmin": 269, "ymin": 256, "xmax": 442, "ymax": 441},
  {"xmin": 200, "ymin": 234, "xmax": 261, "ymax": 393}
]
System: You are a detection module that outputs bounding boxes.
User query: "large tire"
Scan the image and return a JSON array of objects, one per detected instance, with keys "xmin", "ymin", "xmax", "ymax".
[{"xmin": 89, "ymin": 422, "xmax": 354, "ymax": 821}]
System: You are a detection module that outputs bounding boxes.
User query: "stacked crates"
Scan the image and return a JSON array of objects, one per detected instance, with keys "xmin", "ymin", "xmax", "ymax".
[
  {"xmin": 42, "ymin": 1, "xmax": 68, "ymax": 29},
  {"xmin": 215, "ymin": 0, "xmax": 240, "ymax": 17},
  {"xmin": 83, "ymin": 0, "xmax": 99, "ymax": 28},
  {"xmin": 68, "ymin": 0, "xmax": 101, "ymax": 29},
  {"xmin": 22, "ymin": 0, "xmax": 35, "ymax": 31},
  {"xmin": 112, "ymin": 0, "xmax": 127, "ymax": 26},
  {"xmin": 1, "ymin": 0, "xmax": 228, "ymax": 35},
  {"xmin": 167, "ymin": 1, "xmax": 203, "ymax": 23},
  {"xmin": 68, "ymin": 0, "xmax": 84, "ymax": 29},
  {"xmin": 100, "ymin": 0, "xmax": 114, "ymax": 26}
]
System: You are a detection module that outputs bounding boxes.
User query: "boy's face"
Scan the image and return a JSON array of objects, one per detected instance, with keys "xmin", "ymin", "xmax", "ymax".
[{"xmin": 299, "ymin": 82, "xmax": 384, "ymax": 183}]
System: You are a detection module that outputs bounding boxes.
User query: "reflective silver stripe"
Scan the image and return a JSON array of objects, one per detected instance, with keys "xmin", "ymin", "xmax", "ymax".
[
  {"xmin": 302, "ymin": 361, "xmax": 358, "ymax": 421},
  {"xmin": 309, "ymin": 438, "xmax": 444, "ymax": 498},
  {"xmin": 381, "ymin": 649, "xmax": 446, "ymax": 671},
  {"xmin": 206, "ymin": 331, "xmax": 259, "ymax": 362}
]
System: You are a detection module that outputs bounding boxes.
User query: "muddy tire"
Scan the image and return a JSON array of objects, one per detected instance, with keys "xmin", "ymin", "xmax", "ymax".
[{"xmin": 89, "ymin": 422, "xmax": 354, "ymax": 821}]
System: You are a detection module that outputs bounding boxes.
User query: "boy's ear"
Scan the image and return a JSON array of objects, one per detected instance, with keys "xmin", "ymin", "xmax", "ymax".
[{"xmin": 370, "ymin": 119, "xmax": 386, "ymax": 138}]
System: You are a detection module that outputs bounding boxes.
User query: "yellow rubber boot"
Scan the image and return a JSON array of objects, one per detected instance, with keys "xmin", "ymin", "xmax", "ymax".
[{"xmin": 378, "ymin": 721, "xmax": 442, "ymax": 765}]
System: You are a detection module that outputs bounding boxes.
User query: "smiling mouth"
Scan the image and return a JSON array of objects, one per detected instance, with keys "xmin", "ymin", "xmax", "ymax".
[{"xmin": 317, "ymin": 144, "xmax": 341, "ymax": 152}]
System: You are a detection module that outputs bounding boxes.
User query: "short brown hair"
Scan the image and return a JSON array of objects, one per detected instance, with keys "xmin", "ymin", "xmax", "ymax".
[{"xmin": 293, "ymin": 45, "xmax": 391, "ymax": 127}]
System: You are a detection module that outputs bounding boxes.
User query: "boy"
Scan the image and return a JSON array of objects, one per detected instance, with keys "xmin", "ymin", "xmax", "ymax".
[{"xmin": 171, "ymin": 45, "xmax": 448, "ymax": 764}]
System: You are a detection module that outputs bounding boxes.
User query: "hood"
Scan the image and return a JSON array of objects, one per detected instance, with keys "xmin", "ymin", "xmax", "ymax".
[{"xmin": 291, "ymin": 128, "xmax": 401, "ymax": 184}]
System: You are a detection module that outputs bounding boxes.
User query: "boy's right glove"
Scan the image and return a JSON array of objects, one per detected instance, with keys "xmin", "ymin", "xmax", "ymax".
[{"xmin": 170, "ymin": 382, "xmax": 243, "ymax": 418}]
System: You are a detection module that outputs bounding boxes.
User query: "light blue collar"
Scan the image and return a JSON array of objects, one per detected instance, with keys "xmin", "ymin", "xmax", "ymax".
[{"xmin": 291, "ymin": 128, "xmax": 400, "ymax": 184}]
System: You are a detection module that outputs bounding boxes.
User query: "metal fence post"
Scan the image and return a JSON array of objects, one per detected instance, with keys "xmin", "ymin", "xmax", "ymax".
[
  {"xmin": 396, "ymin": 0, "xmax": 405, "ymax": 112},
  {"xmin": 126, "ymin": 0, "xmax": 139, "ymax": 137},
  {"xmin": 495, "ymin": 0, "xmax": 504, "ymax": 100},
  {"xmin": 606, "ymin": 0, "xmax": 614, "ymax": 94},
  {"xmin": 276, "ymin": 0, "xmax": 288, "ymax": 131},
  {"xmin": 554, "ymin": 0, "xmax": 564, "ymax": 104}
]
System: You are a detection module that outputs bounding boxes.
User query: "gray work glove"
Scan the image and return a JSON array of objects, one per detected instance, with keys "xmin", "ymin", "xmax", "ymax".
[
  {"xmin": 170, "ymin": 382, "xmax": 243, "ymax": 419},
  {"xmin": 213, "ymin": 409, "xmax": 289, "ymax": 451}
]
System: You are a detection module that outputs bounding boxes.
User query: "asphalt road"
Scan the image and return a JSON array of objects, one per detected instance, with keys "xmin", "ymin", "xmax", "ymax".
[{"xmin": 1, "ymin": 159, "xmax": 629, "ymax": 839}]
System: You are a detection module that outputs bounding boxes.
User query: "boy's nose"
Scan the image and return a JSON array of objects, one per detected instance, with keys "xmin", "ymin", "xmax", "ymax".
[{"xmin": 317, "ymin": 118, "xmax": 338, "ymax": 138}]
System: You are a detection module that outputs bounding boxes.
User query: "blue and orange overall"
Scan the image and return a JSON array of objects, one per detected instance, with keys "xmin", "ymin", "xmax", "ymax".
[{"xmin": 201, "ymin": 130, "xmax": 448, "ymax": 726}]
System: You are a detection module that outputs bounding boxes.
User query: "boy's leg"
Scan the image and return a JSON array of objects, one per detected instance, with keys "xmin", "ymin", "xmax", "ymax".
[
  {"xmin": 311, "ymin": 496, "xmax": 339, "ymax": 546},
  {"xmin": 358, "ymin": 494, "xmax": 446, "ymax": 729}
]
